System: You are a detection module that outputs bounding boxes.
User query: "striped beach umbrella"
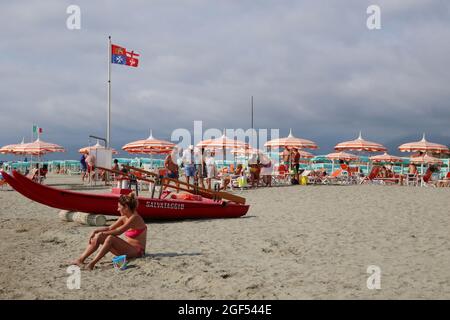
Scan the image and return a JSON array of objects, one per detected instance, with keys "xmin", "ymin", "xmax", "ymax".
[
  {"xmin": 230, "ymin": 147, "xmax": 258, "ymax": 156},
  {"xmin": 326, "ymin": 151, "xmax": 359, "ymax": 173},
  {"xmin": 197, "ymin": 134, "xmax": 247, "ymax": 163},
  {"xmin": 264, "ymin": 129, "xmax": 318, "ymax": 149},
  {"xmin": 409, "ymin": 154, "xmax": 443, "ymax": 165},
  {"xmin": 398, "ymin": 134, "xmax": 449, "ymax": 154},
  {"xmin": 334, "ymin": 132, "xmax": 386, "ymax": 152},
  {"xmin": 409, "ymin": 153, "xmax": 443, "ymax": 176},
  {"xmin": 295, "ymin": 150, "xmax": 314, "ymax": 159},
  {"xmin": 277, "ymin": 150, "xmax": 314, "ymax": 163},
  {"xmin": 326, "ymin": 152, "xmax": 359, "ymax": 161},
  {"xmin": 369, "ymin": 152, "xmax": 404, "ymax": 163},
  {"xmin": 79, "ymin": 140, "xmax": 118, "ymax": 155},
  {"xmin": 197, "ymin": 134, "xmax": 247, "ymax": 150},
  {"xmin": 12, "ymin": 138, "xmax": 65, "ymax": 155},
  {"xmin": 122, "ymin": 130, "xmax": 175, "ymax": 155},
  {"xmin": 0, "ymin": 139, "xmax": 26, "ymax": 154}
]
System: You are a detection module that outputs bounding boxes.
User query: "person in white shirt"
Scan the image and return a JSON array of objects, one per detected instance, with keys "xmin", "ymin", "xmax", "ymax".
[
  {"xmin": 204, "ymin": 150, "xmax": 218, "ymax": 190},
  {"xmin": 259, "ymin": 154, "xmax": 273, "ymax": 187},
  {"xmin": 182, "ymin": 145, "xmax": 196, "ymax": 185}
]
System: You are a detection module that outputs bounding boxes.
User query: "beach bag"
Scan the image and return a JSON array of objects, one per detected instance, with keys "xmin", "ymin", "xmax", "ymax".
[
  {"xmin": 300, "ymin": 176, "xmax": 308, "ymax": 185},
  {"xmin": 237, "ymin": 176, "xmax": 248, "ymax": 188}
]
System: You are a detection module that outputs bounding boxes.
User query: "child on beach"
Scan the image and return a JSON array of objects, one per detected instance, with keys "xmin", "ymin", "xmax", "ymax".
[{"xmin": 69, "ymin": 192, "xmax": 147, "ymax": 270}]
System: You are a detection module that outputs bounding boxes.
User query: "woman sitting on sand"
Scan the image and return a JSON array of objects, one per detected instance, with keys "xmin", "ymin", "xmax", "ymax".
[{"xmin": 70, "ymin": 192, "xmax": 147, "ymax": 270}]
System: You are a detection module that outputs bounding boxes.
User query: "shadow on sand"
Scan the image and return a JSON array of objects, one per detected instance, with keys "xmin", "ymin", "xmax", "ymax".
[
  {"xmin": 144, "ymin": 252, "xmax": 202, "ymax": 259},
  {"xmin": 143, "ymin": 215, "xmax": 256, "ymax": 225}
]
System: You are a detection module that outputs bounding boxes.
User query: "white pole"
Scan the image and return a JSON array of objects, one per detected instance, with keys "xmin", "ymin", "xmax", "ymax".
[
  {"xmin": 105, "ymin": 36, "xmax": 112, "ymax": 185},
  {"xmin": 107, "ymin": 36, "xmax": 112, "ymax": 149}
]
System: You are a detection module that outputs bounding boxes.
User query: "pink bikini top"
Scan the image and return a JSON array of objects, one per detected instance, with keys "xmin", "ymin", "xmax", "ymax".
[{"xmin": 125, "ymin": 225, "xmax": 147, "ymax": 238}]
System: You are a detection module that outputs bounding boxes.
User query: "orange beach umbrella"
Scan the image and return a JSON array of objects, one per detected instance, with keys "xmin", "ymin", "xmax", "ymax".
[
  {"xmin": 79, "ymin": 140, "xmax": 118, "ymax": 155},
  {"xmin": 369, "ymin": 152, "xmax": 404, "ymax": 163},
  {"xmin": 230, "ymin": 147, "xmax": 259, "ymax": 156},
  {"xmin": 197, "ymin": 134, "xmax": 247, "ymax": 150},
  {"xmin": 326, "ymin": 152, "xmax": 359, "ymax": 161},
  {"xmin": 334, "ymin": 132, "xmax": 386, "ymax": 152},
  {"xmin": 264, "ymin": 129, "xmax": 318, "ymax": 149},
  {"xmin": 122, "ymin": 130, "xmax": 175, "ymax": 155},
  {"xmin": 398, "ymin": 134, "xmax": 449, "ymax": 154},
  {"xmin": 12, "ymin": 138, "xmax": 65, "ymax": 155},
  {"xmin": 326, "ymin": 151, "xmax": 359, "ymax": 172},
  {"xmin": 409, "ymin": 154, "xmax": 443, "ymax": 165},
  {"xmin": 0, "ymin": 139, "xmax": 26, "ymax": 155}
]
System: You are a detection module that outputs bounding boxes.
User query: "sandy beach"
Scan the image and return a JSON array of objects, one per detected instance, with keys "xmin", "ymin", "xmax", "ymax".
[{"xmin": 0, "ymin": 174, "xmax": 449, "ymax": 300}]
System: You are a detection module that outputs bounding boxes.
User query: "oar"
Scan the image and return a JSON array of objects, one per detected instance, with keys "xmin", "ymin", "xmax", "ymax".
[
  {"xmin": 122, "ymin": 165, "xmax": 246, "ymax": 204},
  {"xmin": 95, "ymin": 166, "xmax": 202, "ymax": 198},
  {"xmin": 96, "ymin": 166, "xmax": 246, "ymax": 204}
]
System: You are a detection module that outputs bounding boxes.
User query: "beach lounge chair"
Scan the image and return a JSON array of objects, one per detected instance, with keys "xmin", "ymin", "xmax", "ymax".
[
  {"xmin": 26, "ymin": 168, "xmax": 39, "ymax": 181},
  {"xmin": 437, "ymin": 172, "xmax": 450, "ymax": 187},
  {"xmin": 299, "ymin": 170, "xmax": 325, "ymax": 185},
  {"xmin": 421, "ymin": 169, "xmax": 437, "ymax": 188},
  {"xmin": 310, "ymin": 170, "xmax": 329, "ymax": 185},
  {"xmin": 359, "ymin": 166, "xmax": 380, "ymax": 184},
  {"xmin": 25, "ymin": 168, "xmax": 47, "ymax": 184},
  {"xmin": 322, "ymin": 169, "xmax": 344, "ymax": 185},
  {"xmin": 405, "ymin": 173, "xmax": 419, "ymax": 186},
  {"xmin": 377, "ymin": 174, "xmax": 403, "ymax": 185},
  {"xmin": 134, "ymin": 170, "xmax": 151, "ymax": 192},
  {"xmin": 272, "ymin": 164, "xmax": 291, "ymax": 185}
]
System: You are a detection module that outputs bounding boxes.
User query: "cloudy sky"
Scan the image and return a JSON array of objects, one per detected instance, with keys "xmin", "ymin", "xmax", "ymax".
[{"xmin": 1, "ymin": 0, "xmax": 449, "ymax": 159}]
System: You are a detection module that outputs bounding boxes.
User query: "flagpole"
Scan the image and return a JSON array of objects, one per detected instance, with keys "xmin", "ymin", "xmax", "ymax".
[
  {"xmin": 251, "ymin": 96, "xmax": 254, "ymax": 130},
  {"xmin": 107, "ymin": 35, "xmax": 112, "ymax": 149},
  {"xmin": 105, "ymin": 36, "xmax": 112, "ymax": 185}
]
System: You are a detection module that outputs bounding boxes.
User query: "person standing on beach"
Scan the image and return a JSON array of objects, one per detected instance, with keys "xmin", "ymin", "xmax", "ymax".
[
  {"xmin": 164, "ymin": 152, "xmax": 179, "ymax": 179},
  {"xmin": 282, "ymin": 147, "xmax": 291, "ymax": 171},
  {"xmin": 182, "ymin": 145, "xmax": 196, "ymax": 187},
  {"xmin": 248, "ymin": 152, "xmax": 261, "ymax": 188},
  {"xmin": 85, "ymin": 151, "xmax": 96, "ymax": 183},
  {"xmin": 292, "ymin": 148, "xmax": 301, "ymax": 182},
  {"xmin": 204, "ymin": 150, "xmax": 218, "ymax": 190},
  {"xmin": 194, "ymin": 147, "xmax": 206, "ymax": 189},
  {"xmin": 112, "ymin": 159, "xmax": 120, "ymax": 171},
  {"xmin": 80, "ymin": 153, "xmax": 87, "ymax": 182},
  {"xmin": 162, "ymin": 146, "xmax": 181, "ymax": 192},
  {"xmin": 260, "ymin": 155, "xmax": 273, "ymax": 187}
]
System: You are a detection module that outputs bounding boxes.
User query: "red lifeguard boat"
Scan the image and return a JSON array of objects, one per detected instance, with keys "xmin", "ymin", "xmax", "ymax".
[{"xmin": 1, "ymin": 170, "xmax": 249, "ymax": 219}]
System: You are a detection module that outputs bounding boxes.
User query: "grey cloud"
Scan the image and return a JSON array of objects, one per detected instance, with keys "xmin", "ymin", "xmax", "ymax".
[{"xmin": 0, "ymin": 0, "xmax": 449, "ymax": 160}]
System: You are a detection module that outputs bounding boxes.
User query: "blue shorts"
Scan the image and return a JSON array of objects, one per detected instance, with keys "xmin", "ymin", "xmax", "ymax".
[
  {"xmin": 184, "ymin": 165, "xmax": 196, "ymax": 177},
  {"xmin": 167, "ymin": 171, "xmax": 179, "ymax": 179}
]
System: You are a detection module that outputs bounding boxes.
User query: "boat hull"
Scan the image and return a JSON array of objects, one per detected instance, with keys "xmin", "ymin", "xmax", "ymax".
[{"xmin": 1, "ymin": 171, "xmax": 249, "ymax": 219}]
